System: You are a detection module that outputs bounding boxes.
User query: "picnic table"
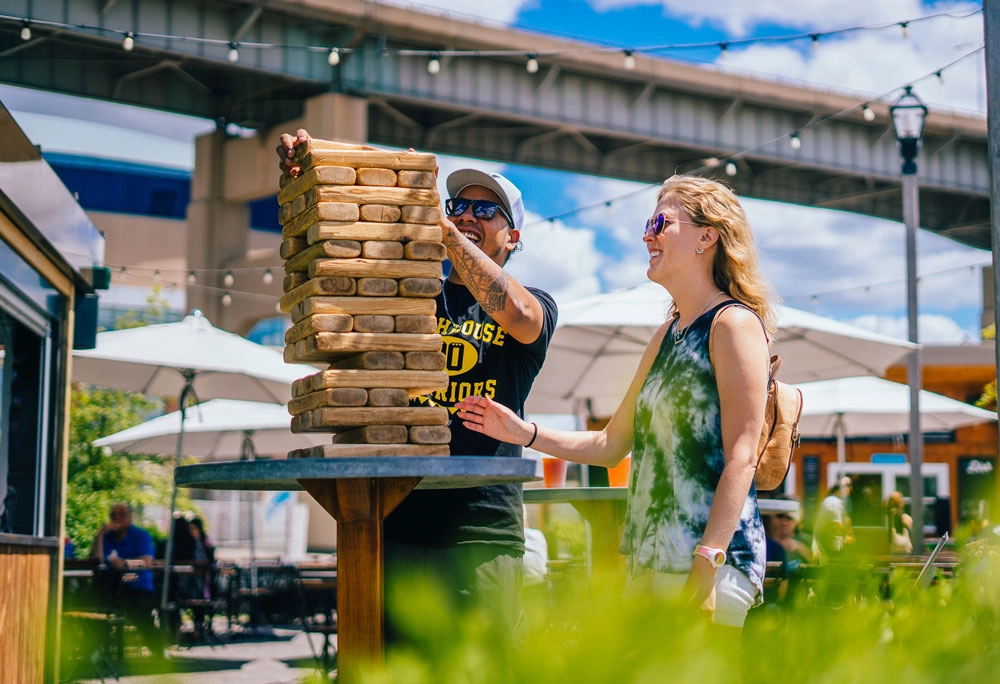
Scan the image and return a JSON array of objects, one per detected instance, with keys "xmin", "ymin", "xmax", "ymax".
[{"xmin": 175, "ymin": 455, "xmax": 537, "ymax": 682}]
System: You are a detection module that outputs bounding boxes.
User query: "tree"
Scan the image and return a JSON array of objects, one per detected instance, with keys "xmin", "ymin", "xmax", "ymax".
[
  {"xmin": 66, "ymin": 288, "xmax": 199, "ymax": 557},
  {"xmin": 976, "ymin": 324, "xmax": 997, "ymax": 412}
]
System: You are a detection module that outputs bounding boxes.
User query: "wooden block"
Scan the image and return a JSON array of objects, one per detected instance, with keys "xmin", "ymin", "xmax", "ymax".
[
  {"xmin": 279, "ymin": 193, "xmax": 308, "ymax": 225},
  {"xmin": 361, "ymin": 241, "xmax": 404, "ymax": 260},
  {"xmin": 295, "ymin": 369, "xmax": 448, "ymax": 395},
  {"xmin": 367, "ymin": 388, "xmax": 410, "ymax": 407},
  {"xmin": 328, "ymin": 351, "xmax": 404, "ymax": 371},
  {"xmin": 309, "ymin": 258, "xmax": 441, "ymax": 280},
  {"xmin": 288, "ymin": 387, "xmax": 369, "ymax": 416},
  {"xmin": 285, "ymin": 332, "xmax": 442, "ymax": 362},
  {"xmin": 288, "ymin": 443, "xmax": 449, "ymax": 458},
  {"xmin": 284, "ymin": 240, "xmax": 362, "ymax": 274},
  {"xmin": 280, "ymin": 237, "xmax": 309, "ymax": 260},
  {"xmin": 309, "ymin": 221, "xmax": 443, "ymax": 244},
  {"xmin": 404, "ymin": 241, "xmax": 446, "ymax": 261},
  {"xmin": 291, "ymin": 406, "xmax": 449, "ymax": 431},
  {"xmin": 397, "ymin": 170, "xmax": 436, "ymax": 188},
  {"xmin": 409, "ymin": 426, "xmax": 452, "ymax": 445},
  {"xmin": 284, "ymin": 313, "xmax": 354, "ymax": 345},
  {"xmin": 279, "ymin": 277, "xmax": 359, "ymax": 314},
  {"xmin": 279, "ymin": 202, "xmax": 293, "ymax": 225},
  {"xmin": 291, "ymin": 296, "xmax": 436, "ymax": 321},
  {"xmin": 405, "ymin": 351, "xmax": 447, "ymax": 371},
  {"xmin": 278, "ymin": 166, "xmax": 357, "ymax": 205},
  {"xmin": 398, "ymin": 278, "xmax": 442, "ymax": 298},
  {"xmin": 359, "ymin": 205, "xmax": 402, "ymax": 223},
  {"xmin": 296, "ymin": 145, "xmax": 437, "ymax": 173},
  {"xmin": 395, "ymin": 315, "xmax": 436, "ymax": 334},
  {"xmin": 332, "ymin": 425, "xmax": 408, "ymax": 444},
  {"xmin": 401, "ymin": 205, "xmax": 442, "ymax": 225},
  {"xmin": 307, "ymin": 185, "xmax": 439, "ymax": 208},
  {"xmin": 283, "ymin": 203, "xmax": 360, "ymax": 239},
  {"xmin": 357, "ymin": 278, "xmax": 398, "ymax": 297},
  {"xmin": 356, "ymin": 168, "xmax": 398, "ymax": 186},
  {"xmin": 352, "ymin": 315, "xmax": 394, "ymax": 333},
  {"xmin": 283, "ymin": 272, "xmax": 309, "ymax": 292}
]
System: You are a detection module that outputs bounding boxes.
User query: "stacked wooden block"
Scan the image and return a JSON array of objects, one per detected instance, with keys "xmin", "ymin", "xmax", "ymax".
[{"xmin": 279, "ymin": 140, "xmax": 450, "ymax": 457}]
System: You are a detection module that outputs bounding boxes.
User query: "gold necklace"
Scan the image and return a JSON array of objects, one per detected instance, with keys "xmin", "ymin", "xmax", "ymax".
[{"xmin": 672, "ymin": 291, "xmax": 726, "ymax": 345}]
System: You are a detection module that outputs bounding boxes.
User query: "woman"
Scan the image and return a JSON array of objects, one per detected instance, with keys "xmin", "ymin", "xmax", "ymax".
[
  {"xmin": 885, "ymin": 491, "xmax": 914, "ymax": 555},
  {"xmin": 457, "ymin": 175, "xmax": 777, "ymax": 630}
]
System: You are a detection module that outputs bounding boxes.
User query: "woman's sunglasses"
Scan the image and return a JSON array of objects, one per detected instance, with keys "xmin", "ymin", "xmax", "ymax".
[
  {"xmin": 643, "ymin": 213, "xmax": 702, "ymax": 237},
  {"xmin": 445, "ymin": 198, "xmax": 514, "ymax": 227}
]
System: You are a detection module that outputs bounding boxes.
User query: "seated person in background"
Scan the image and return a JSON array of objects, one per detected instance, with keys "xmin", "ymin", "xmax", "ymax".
[
  {"xmin": 812, "ymin": 477, "xmax": 854, "ymax": 565},
  {"xmin": 884, "ymin": 491, "xmax": 914, "ymax": 555},
  {"xmin": 771, "ymin": 499, "xmax": 815, "ymax": 564},
  {"xmin": 91, "ymin": 502, "xmax": 163, "ymax": 659}
]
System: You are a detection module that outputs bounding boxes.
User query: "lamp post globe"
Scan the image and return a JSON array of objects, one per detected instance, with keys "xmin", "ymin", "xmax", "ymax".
[{"xmin": 891, "ymin": 86, "xmax": 928, "ymax": 175}]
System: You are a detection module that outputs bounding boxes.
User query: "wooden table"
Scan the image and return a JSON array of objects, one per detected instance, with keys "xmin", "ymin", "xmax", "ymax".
[
  {"xmin": 175, "ymin": 456, "xmax": 536, "ymax": 682},
  {"xmin": 523, "ymin": 486, "xmax": 627, "ymax": 577}
]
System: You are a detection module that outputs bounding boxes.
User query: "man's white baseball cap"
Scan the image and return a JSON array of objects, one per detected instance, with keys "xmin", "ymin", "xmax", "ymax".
[{"xmin": 446, "ymin": 169, "xmax": 525, "ymax": 232}]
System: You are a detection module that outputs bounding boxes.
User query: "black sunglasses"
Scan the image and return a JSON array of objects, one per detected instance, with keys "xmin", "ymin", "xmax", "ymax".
[
  {"xmin": 643, "ymin": 213, "xmax": 702, "ymax": 238},
  {"xmin": 445, "ymin": 198, "xmax": 514, "ymax": 227}
]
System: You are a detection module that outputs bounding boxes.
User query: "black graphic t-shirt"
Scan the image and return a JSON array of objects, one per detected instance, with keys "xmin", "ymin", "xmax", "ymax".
[{"xmin": 384, "ymin": 279, "xmax": 558, "ymax": 551}]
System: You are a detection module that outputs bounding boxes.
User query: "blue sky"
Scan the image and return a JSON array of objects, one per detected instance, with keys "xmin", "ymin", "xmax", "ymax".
[{"xmin": 0, "ymin": 0, "xmax": 990, "ymax": 343}]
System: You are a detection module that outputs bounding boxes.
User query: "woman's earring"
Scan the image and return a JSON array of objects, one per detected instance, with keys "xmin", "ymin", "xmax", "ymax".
[{"xmin": 695, "ymin": 247, "xmax": 704, "ymax": 254}]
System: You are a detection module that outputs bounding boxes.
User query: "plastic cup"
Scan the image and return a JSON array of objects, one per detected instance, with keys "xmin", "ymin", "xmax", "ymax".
[
  {"xmin": 607, "ymin": 455, "xmax": 632, "ymax": 488},
  {"xmin": 542, "ymin": 457, "xmax": 568, "ymax": 488}
]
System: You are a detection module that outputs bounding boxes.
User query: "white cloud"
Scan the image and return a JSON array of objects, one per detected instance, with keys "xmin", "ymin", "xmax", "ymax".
[
  {"xmin": 848, "ymin": 312, "xmax": 978, "ymax": 344},
  {"xmin": 506, "ymin": 212, "xmax": 604, "ymax": 302}
]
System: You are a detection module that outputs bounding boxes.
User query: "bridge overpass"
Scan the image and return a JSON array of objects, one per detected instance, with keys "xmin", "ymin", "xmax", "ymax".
[{"xmin": 0, "ymin": 0, "xmax": 991, "ymax": 331}]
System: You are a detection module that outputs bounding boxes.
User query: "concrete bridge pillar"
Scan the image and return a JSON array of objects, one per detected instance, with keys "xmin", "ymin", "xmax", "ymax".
[{"xmin": 185, "ymin": 93, "xmax": 369, "ymax": 335}]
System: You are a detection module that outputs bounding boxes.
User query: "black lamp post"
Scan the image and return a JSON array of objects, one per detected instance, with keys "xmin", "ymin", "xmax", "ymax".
[{"xmin": 891, "ymin": 86, "xmax": 928, "ymax": 544}]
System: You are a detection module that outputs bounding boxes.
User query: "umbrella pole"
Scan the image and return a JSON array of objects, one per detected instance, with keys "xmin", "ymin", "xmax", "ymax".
[
  {"xmin": 241, "ymin": 433, "xmax": 258, "ymax": 595},
  {"xmin": 160, "ymin": 378, "xmax": 196, "ymax": 623},
  {"xmin": 835, "ymin": 413, "xmax": 846, "ymax": 463}
]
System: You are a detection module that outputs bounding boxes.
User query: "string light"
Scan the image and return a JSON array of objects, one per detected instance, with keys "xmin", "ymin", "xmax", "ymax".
[
  {"xmin": 153, "ymin": 269, "xmax": 161, "ymax": 283},
  {"xmin": 724, "ymin": 161, "xmax": 737, "ymax": 176},
  {"xmin": 900, "ymin": 22, "xmax": 909, "ymax": 38},
  {"xmin": 526, "ymin": 53, "xmax": 539, "ymax": 73},
  {"xmin": 789, "ymin": 132, "xmax": 802, "ymax": 150},
  {"xmin": 186, "ymin": 271, "xmax": 197, "ymax": 285},
  {"xmin": 327, "ymin": 48, "xmax": 340, "ymax": 66},
  {"xmin": 862, "ymin": 104, "xmax": 876, "ymax": 121},
  {"xmin": 223, "ymin": 271, "xmax": 234, "ymax": 287},
  {"xmin": 119, "ymin": 265, "xmax": 127, "ymax": 283},
  {"xmin": 719, "ymin": 42, "xmax": 729, "ymax": 59},
  {"xmin": 936, "ymin": 70, "xmax": 944, "ymax": 84},
  {"xmin": 19, "ymin": 20, "xmax": 30, "ymax": 41},
  {"xmin": 122, "ymin": 31, "xmax": 134, "ymax": 51},
  {"xmin": 227, "ymin": 42, "xmax": 239, "ymax": 63},
  {"xmin": 262, "ymin": 269, "xmax": 274, "ymax": 286},
  {"xmin": 427, "ymin": 52, "xmax": 441, "ymax": 74},
  {"xmin": 623, "ymin": 49, "xmax": 636, "ymax": 70},
  {"xmin": 811, "ymin": 34, "xmax": 819, "ymax": 53},
  {"xmin": 221, "ymin": 292, "xmax": 232, "ymax": 307}
]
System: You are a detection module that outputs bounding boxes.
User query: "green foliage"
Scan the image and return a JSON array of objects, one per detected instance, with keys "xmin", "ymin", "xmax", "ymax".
[
  {"xmin": 977, "ymin": 325, "xmax": 997, "ymax": 411},
  {"xmin": 366, "ymin": 545, "xmax": 1000, "ymax": 684}
]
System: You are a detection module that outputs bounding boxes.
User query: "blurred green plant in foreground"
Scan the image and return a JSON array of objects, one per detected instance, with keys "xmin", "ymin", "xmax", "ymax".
[{"xmin": 360, "ymin": 539, "xmax": 1000, "ymax": 684}]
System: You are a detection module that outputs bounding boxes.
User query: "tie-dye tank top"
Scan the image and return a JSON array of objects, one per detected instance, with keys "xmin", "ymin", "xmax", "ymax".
[{"xmin": 620, "ymin": 300, "xmax": 766, "ymax": 598}]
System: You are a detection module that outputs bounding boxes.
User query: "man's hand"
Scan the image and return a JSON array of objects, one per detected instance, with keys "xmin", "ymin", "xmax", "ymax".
[{"xmin": 276, "ymin": 129, "xmax": 311, "ymax": 177}]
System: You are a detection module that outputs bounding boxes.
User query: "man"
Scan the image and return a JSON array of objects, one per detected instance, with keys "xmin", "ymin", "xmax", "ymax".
[
  {"xmin": 277, "ymin": 132, "xmax": 558, "ymax": 635},
  {"xmin": 91, "ymin": 503, "xmax": 162, "ymax": 658},
  {"xmin": 812, "ymin": 477, "xmax": 855, "ymax": 565}
]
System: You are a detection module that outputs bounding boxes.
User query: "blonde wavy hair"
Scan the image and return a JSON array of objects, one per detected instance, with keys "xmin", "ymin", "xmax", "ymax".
[{"xmin": 658, "ymin": 175, "xmax": 780, "ymax": 334}]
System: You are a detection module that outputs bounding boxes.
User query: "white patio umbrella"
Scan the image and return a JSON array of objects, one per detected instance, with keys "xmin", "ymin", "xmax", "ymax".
[
  {"xmin": 796, "ymin": 376, "xmax": 997, "ymax": 462},
  {"xmin": 73, "ymin": 310, "xmax": 315, "ymax": 612},
  {"xmin": 525, "ymin": 282, "xmax": 917, "ymax": 418},
  {"xmin": 93, "ymin": 399, "xmax": 329, "ymax": 598}
]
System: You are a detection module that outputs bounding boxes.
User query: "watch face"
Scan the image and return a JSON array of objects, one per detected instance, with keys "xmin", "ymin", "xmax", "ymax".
[{"xmin": 711, "ymin": 551, "xmax": 725, "ymax": 567}]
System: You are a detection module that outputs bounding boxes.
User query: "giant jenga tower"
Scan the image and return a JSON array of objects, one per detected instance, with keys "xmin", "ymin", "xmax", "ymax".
[{"xmin": 278, "ymin": 139, "xmax": 451, "ymax": 457}]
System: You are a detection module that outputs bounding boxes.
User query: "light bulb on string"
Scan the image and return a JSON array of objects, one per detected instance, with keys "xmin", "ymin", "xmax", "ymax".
[
  {"xmin": 427, "ymin": 53, "xmax": 441, "ymax": 74},
  {"xmin": 936, "ymin": 71, "xmax": 944, "ymax": 85},
  {"xmin": 719, "ymin": 42, "xmax": 729, "ymax": 60},
  {"xmin": 790, "ymin": 132, "xmax": 802, "ymax": 150},
  {"xmin": 810, "ymin": 295, "xmax": 819, "ymax": 307},
  {"xmin": 224, "ymin": 271, "xmax": 234, "ymax": 287},
  {"xmin": 724, "ymin": 161, "xmax": 737, "ymax": 177},
  {"xmin": 119, "ymin": 266, "xmax": 127, "ymax": 283},
  {"xmin": 526, "ymin": 53, "xmax": 539, "ymax": 74},
  {"xmin": 153, "ymin": 269, "xmax": 161, "ymax": 284},
  {"xmin": 274, "ymin": 301, "xmax": 283, "ymax": 314},
  {"xmin": 328, "ymin": 48, "xmax": 340, "ymax": 66},
  {"xmin": 900, "ymin": 22, "xmax": 909, "ymax": 38},
  {"xmin": 123, "ymin": 32, "xmax": 135, "ymax": 51},
  {"xmin": 262, "ymin": 269, "xmax": 274, "ymax": 286},
  {"xmin": 227, "ymin": 42, "xmax": 239, "ymax": 63},
  {"xmin": 862, "ymin": 104, "xmax": 875, "ymax": 122},
  {"xmin": 221, "ymin": 292, "xmax": 232, "ymax": 307},
  {"xmin": 20, "ymin": 21, "xmax": 30, "ymax": 41},
  {"xmin": 810, "ymin": 34, "xmax": 819, "ymax": 53},
  {"xmin": 186, "ymin": 271, "xmax": 197, "ymax": 286},
  {"xmin": 623, "ymin": 50, "xmax": 636, "ymax": 70}
]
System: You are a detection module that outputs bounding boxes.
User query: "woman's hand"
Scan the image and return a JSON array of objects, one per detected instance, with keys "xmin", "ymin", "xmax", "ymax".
[
  {"xmin": 456, "ymin": 395, "xmax": 534, "ymax": 446},
  {"xmin": 684, "ymin": 559, "xmax": 717, "ymax": 613},
  {"xmin": 276, "ymin": 128, "xmax": 311, "ymax": 177}
]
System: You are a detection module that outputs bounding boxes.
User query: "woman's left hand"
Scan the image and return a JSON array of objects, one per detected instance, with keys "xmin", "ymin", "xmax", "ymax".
[{"xmin": 684, "ymin": 560, "xmax": 717, "ymax": 613}]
